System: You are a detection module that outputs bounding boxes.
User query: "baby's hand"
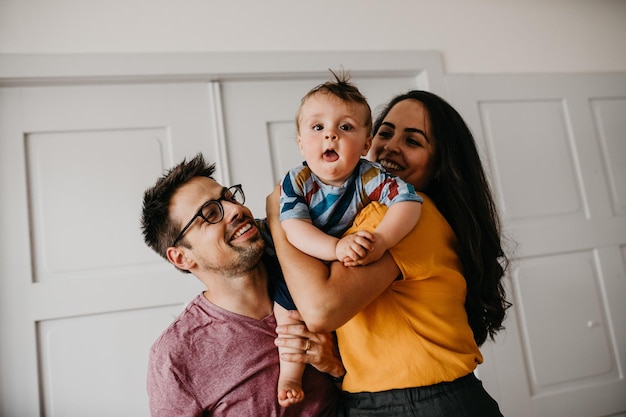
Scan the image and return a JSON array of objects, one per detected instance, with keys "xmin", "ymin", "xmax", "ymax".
[
  {"xmin": 341, "ymin": 232, "xmax": 387, "ymax": 267},
  {"xmin": 336, "ymin": 231, "xmax": 375, "ymax": 265}
]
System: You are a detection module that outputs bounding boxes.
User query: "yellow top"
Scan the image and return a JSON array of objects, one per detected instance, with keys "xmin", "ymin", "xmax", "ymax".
[{"xmin": 336, "ymin": 195, "xmax": 482, "ymax": 393}]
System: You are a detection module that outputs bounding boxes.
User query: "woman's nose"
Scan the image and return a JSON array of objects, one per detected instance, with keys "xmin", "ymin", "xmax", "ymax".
[{"xmin": 383, "ymin": 138, "xmax": 400, "ymax": 153}]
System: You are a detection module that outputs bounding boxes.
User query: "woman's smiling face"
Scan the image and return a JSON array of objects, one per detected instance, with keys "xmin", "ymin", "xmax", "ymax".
[{"xmin": 368, "ymin": 99, "xmax": 437, "ymax": 191}]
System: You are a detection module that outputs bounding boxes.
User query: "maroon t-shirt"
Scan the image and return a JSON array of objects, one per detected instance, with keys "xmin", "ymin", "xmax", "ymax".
[{"xmin": 147, "ymin": 294, "xmax": 339, "ymax": 416}]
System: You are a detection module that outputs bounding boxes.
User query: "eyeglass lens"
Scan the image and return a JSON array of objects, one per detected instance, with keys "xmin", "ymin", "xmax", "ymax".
[
  {"xmin": 172, "ymin": 185, "xmax": 245, "ymax": 247},
  {"xmin": 200, "ymin": 186, "xmax": 245, "ymax": 224}
]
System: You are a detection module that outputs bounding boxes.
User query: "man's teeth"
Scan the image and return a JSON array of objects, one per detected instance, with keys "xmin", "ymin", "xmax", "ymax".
[{"xmin": 232, "ymin": 223, "xmax": 252, "ymax": 239}]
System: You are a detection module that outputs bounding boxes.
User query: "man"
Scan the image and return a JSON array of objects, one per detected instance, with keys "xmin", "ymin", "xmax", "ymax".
[{"xmin": 141, "ymin": 153, "xmax": 342, "ymax": 416}]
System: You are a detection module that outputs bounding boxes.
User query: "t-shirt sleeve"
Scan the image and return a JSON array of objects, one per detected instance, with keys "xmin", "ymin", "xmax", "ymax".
[
  {"xmin": 361, "ymin": 161, "xmax": 423, "ymax": 207},
  {"xmin": 279, "ymin": 165, "xmax": 313, "ymax": 222},
  {"xmin": 147, "ymin": 341, "xmax": 203, "ymax": 417}
]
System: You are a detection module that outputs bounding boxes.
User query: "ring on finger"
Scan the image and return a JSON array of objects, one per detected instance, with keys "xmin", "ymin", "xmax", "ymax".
[{"xmin": 304, "ymin": 339, "xmax": 311, "ymax": 353}]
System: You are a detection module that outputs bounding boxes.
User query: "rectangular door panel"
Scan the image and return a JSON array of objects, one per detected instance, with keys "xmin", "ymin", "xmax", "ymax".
[{"xmin": 38, "ymin": 306, "xmax": 182, "ymax": 417}]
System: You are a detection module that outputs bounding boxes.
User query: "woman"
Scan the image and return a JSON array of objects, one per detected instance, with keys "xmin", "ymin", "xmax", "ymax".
[{"xmin": 269, "ymin": 90, "xmax": 510, "ymax": 416}]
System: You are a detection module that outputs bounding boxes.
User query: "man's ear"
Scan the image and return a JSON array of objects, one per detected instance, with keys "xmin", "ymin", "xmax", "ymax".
[{"xmin": 166, "ymin": 246, "xmax": 195, "ymax": 271}]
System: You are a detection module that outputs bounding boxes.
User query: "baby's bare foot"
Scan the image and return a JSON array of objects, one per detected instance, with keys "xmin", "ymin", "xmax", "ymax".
[{"xmin": 277, "ymin": 381, "xmax": 304, "ymax": 407}]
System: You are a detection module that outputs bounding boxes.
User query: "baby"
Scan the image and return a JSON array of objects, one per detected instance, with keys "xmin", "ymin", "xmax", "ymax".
[{"xmin": 275, "ymin": 71, "xmax": 422, "ymax": 406}]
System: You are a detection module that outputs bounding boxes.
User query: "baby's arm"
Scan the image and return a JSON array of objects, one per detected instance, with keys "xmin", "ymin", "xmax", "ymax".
[
  {"xmin": 374, "ymin": 199, "xmax": 421, "ymax": 251},
  {"xmin": 281, "ymin": 218, "xmax": 340, "ymax": 261},
  {"xmin": 342, "ymin": 200, "xmax": 421, "ymax": 266}
]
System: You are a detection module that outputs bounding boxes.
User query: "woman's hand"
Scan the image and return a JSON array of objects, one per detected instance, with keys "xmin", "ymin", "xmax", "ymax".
[{"xmin": 275, "ymin": 310, "xmax": 345, "ymax": 380}]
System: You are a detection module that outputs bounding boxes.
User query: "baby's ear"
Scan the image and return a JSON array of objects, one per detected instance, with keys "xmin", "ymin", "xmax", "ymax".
[
  {"xmin": 297, "ymin": 136, "xmax": 305, "ymax": 155},
  {"xmin": 362, "ymin": 135, "xmax": 373, "ymax": 156}
]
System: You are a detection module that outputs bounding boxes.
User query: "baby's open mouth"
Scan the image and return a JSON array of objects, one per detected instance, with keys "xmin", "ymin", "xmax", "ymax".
[{"xmin": 323, "ymin": 149, "xmax": 339, "ymax": 162}]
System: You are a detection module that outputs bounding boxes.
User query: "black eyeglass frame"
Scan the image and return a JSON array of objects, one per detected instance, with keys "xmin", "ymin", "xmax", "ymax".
[{"xmin": 171, "ymin": 184, "xmax": 245, "ymax": 247}]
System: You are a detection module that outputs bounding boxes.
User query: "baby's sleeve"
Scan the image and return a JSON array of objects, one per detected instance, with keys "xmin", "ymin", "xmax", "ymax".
[
  {"xmin": 279, "ymin": 165, "xmax": 313, "ymax": 222},
  {"xmin": 363, "ymin": 162, "xmax": 423, "ymax": 207}
]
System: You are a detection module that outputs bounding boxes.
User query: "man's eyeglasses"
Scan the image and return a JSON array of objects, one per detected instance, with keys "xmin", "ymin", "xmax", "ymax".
[{"xmin": 172, "ymin": 184, "xmax": 245, "ymax": 247}]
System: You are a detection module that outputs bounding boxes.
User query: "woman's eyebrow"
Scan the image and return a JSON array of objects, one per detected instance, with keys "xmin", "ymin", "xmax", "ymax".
[{"xmin": 381, "ymin": 121, "xmax": 430, "ymax": 142}]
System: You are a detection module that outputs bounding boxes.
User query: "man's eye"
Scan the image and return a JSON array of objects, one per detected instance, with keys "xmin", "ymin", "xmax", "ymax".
[{"xmin": 203, "ymin": 204, "xmax": 220, "ymax": 221}]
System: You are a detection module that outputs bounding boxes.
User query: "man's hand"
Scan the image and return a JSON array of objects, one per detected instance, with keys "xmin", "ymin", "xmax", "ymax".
[{"xmin": 275, "ymin": 310, "xmax": 345, "ymax": 381}]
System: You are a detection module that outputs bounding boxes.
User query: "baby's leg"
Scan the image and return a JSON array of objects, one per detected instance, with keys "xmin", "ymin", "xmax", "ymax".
[{"xmin": 274, "ymin": 302, "xmax": 305, "ymax": 407}]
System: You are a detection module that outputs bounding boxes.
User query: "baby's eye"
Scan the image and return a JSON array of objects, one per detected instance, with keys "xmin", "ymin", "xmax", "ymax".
[
  {"xmin": 340, "ymin": 124, "xmax": 354, "ymax": 131},
  {"xmin": 312, "ymin": 124, "xmax": 323, "ymax": 131}
]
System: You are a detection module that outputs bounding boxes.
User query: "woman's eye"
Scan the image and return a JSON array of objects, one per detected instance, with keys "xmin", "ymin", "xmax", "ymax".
[
  {"xmin": 377, "ymin": 130, "xmax": 392, "ymax": 139},
  {"xmin": 406, "ymin": 137, "xmax": 422, "ymax": 147}
]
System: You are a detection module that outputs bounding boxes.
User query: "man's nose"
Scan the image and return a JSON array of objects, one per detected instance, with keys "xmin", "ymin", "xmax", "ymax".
[{"xmin": 223, "ymin": 200, "xmax": 244, "ymax": 222}]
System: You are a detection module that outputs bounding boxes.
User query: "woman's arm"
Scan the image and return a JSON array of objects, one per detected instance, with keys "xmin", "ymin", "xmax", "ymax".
[{"xmin": 267, "ymin": 186, "xmax": 401, "ymax": 332}]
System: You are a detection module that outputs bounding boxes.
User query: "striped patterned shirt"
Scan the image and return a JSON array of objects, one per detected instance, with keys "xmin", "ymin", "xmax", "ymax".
[{"xmin": 280, "ymin": 159, "xmax": 422, "ymax": 237}]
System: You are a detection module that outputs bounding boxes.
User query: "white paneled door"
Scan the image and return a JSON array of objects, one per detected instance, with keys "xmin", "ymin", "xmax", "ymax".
[
  {"xmin": 0, "ymin": 83, "xmax": 209, "ymax": 416},
  {"xmin": 449, "ymin": 73, "xmax": 626, "ymax": 417}
]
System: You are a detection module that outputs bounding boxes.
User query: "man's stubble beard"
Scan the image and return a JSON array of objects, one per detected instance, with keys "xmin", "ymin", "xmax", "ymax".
[{"xmin": 199, "ymin": 232, "xmax": 266, "ymax": 278}]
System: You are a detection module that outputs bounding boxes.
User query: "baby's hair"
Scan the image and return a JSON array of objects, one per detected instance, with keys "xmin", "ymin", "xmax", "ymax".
[{"xmin": 296, "ymin": 69, "xmax": 372, "ymax": 132}]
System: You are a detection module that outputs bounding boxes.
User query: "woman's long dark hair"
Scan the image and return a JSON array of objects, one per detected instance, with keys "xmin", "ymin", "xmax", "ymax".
[{"xmin": 373, "ymin": 90, "xmax": 511, "ymax": 346}]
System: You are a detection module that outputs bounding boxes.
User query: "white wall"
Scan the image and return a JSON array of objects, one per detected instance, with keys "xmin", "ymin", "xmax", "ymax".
[{"xmin": 0, "ymin": 0, "xmax": 624, "ymax": 74}]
